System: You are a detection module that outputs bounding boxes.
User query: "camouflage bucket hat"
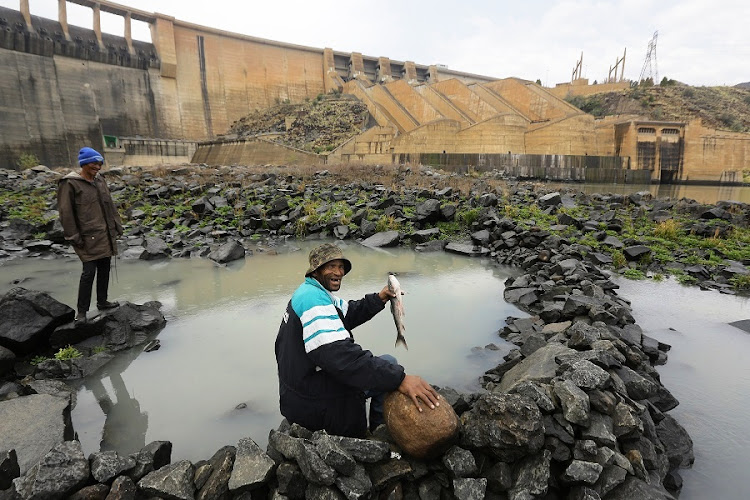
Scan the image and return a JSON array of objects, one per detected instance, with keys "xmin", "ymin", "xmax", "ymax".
[{"xmin": 305, "ymin": 243, "xmax": 352, "ymax": 277}]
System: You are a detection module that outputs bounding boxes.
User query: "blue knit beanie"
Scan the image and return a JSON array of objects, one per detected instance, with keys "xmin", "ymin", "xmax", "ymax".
[{"xmin": 78, "ymin": 147, "xmax": 104, "ymax": 166}]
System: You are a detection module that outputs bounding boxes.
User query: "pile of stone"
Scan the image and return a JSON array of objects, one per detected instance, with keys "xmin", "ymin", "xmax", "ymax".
[{"xmin": 0, "ymin": 166, "xmax": 748, "ymax": 294}]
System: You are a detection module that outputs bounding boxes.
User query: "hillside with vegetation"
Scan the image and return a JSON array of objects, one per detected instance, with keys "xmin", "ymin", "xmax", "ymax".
[
  {"xmin": 226, "ymin": 93, "xmax": 369, "ymax": 154},
  {"xmin": 565, "ymin": 80, "xmax": 750, "ymax": 133}
]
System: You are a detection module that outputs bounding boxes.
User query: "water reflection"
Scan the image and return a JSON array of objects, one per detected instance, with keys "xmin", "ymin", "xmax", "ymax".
[{"xmin": 87, "ymin": 373, "xmax": 148, "ymax": 454}]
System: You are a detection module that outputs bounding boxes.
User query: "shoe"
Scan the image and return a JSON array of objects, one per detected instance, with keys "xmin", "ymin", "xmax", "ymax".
[
  {"xmin": 97, "ymin": 301, "xmax": 118, "ymax": 310},
  {"xmin": 75, "ymin": 312, "xmax": 86, "ymax": 324}
]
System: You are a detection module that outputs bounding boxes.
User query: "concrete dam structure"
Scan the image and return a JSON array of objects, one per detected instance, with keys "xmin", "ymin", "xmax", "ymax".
[{"xmin": 1, "ymin": 0, "xmax": 748, "ymax": 182}]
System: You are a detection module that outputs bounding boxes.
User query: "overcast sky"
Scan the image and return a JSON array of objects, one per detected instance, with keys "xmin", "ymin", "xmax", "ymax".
[{"xmin": 3, "ymin": 0, "xmax": 748, "ymax": 86}]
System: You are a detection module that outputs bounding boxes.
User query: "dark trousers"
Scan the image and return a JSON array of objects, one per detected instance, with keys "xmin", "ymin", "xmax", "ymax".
[
  {"xmin": 77, "ymin": 257, "xmax": 111, "ymax": 313},
  {"xmin": 365, "ymin": 354, "xmax": 397, "ymax": 432}
]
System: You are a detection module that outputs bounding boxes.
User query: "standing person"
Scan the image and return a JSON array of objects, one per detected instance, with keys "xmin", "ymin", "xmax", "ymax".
[
  {"xmin": 57, "ymin": 147, "xmax": 123, "ymax": 323},
  {"xmin": 275, "ymin": 243, "xmax": 440, "ymax": 438}
]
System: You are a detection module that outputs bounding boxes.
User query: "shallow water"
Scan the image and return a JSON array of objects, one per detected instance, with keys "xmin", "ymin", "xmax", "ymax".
[
  {"xmin": 0, "ymin": 242, "xmax": 522, "ymax": 461},
  {"xmin": 614, "ymin": 277, "xmax": 750, "ymax": 500},
  {"xmin": 2, "ymin": 247, "xmax": 748, "ymax": 498},
  {"xmin": 546, "ymin": 182, "xmax": 750, "ymax": 205}
]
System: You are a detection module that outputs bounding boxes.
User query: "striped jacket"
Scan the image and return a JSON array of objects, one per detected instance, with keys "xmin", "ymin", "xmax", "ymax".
[{"xmin": 275, "ymin": 277, "xmax": 405, "ymax": 437}]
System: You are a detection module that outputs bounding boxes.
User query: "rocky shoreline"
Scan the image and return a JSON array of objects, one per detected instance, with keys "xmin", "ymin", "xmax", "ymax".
[{"xmin": 1, "ymin": 163, "xmax": 748, "ymax": 499}]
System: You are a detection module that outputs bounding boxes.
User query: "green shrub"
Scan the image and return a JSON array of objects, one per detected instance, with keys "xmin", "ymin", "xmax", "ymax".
[
  {"xmin": 611, "ymin": 250, "xmax": 627, "ymax": 268},
  {"xmin": 16, "ymin": 153, "xmax": 39, "ymax": 170},
  {"xmin": 623, "ymin": 269, "xmax": 646, "ymax": 280},
  {"xmin": 55, "ymin": 345, "xmax": 82, "ymax": 360},
  {"xmin": 30, "ymin": 355, "xmax": 49, "ymax": 366}
]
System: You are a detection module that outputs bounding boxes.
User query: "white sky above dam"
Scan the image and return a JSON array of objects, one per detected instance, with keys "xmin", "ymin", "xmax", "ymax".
[{"xmin": 2, "ymin": 0, "xmax": 748, "ymax": 87}]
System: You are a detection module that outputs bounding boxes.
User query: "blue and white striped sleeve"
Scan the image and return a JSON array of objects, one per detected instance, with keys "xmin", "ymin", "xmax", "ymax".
[{"xmin": 292, "ymin": 288, "xmax": 349, "ymax": 353}]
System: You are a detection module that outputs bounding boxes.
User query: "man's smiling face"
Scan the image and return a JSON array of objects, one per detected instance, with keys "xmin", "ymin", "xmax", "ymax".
[{"xmin": 312, "ymin": 259, "xmax": 347, "ymax": 292}]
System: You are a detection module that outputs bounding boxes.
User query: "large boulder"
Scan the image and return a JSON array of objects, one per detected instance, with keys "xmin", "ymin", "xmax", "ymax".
[
  {"xmin": 459, "ymin": 393, "xmax": 544, "ymax": 461},
  {"xmin": 361, "ymin": 231, "xmax": 401, "ymax": 248},
  {"xmin": 10, "ymin": 441, "xmax": 89, "ymax": 499},
  {"xmin": 49, "ymin": 301, "xmax": 166, "ymax": 353},
  {"xmin": 0, "ymin": 394, "xmax": 73, "ymax": 474},
  {"xmin": 384, "ymin": 391, "xmax": 460, "ymax": 459},
  {"xmin": 209, "ymin": 240, "xmax": 246, "ymax": 264},
  {"xmin": 141, "ymin": 236, "xmax": 170, "ymax": 260},
  {"xmin": 0, "ymin": 288, "xmax": 74, "ymax": 354}
]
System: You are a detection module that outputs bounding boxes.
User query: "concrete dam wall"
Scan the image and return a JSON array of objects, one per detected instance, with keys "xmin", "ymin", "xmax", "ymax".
[{"xmin": 0, "ymin": 1, "xmax": 485, "ymax": 170}]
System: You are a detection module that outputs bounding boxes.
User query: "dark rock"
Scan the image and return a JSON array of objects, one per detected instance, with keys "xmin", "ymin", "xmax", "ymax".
[
  {"xmin": 196, "ymin": 445, "xmax": 235, "ymax": 500},
  {"xmin": 553, "ymin": 379, "xmax": 590, "ymax": 426},
  {"xmin": 612, "ymin": 402, "xmax": 644, "ymax": 439},
  {"xmin": 296, "ymin": 440, "xmax": 336, "ymax": 486},
  {"xmin": 68, "ymin": 483, "xmax": 110, "ymax": 500},
  {"xmin": 581, "ymin": 413, "xmax": 616, "ymax": 448},
  {"xmin": 459, "ymin": 393, "xmax": 544, "ymax": 461},
  {"xmin": 594, "ymin": 464, "xmax": 628, "ymax": 497},
  {"xmin": 332, "ymin": 225, "xmax": 349, "ymax": 240},
  {"xmin": 564, "ymin": 359, "xmax": 611, "ymax": 390},
  {"xmin": 622, "ymin": 245, "xmax": 651, "ymax": 261},
  {"xmin": 227, "ymin": 437, "xmax": 275, "ymax": 493},
  {"xmin": 656, "ymin": 414, "xmax": 694, "ymax": 469},
  {"xmin": 333, "ymin": 463, "xmax": 371, "ymax": 500},
  {"xmin": 605, "ymin": 475, "xmax": 675, "ymax": 499},
  {"xmin": 562, "ymin": 460, "xmax": 603, "ymax": 485},
  {"xmin": 441, "ymin": 446, "xmax": 477, "ymax": 478},
  {"xmin": 0, "ymin": 345, "xmax": 15, "ymax": 375},
  {"xmin": 453, "ymin": 477, "xmax": 487, "ymax": 499},
  {"xmin": 321, "ymin": 436, "xmax": 389, "ymax": 463},
  {"xmin": 508, "ymin": 450, "xmax": 551, "ymax": 498},
  {"xmin": 12, "ymin": 441, "xmax": 89, "ymax": 500},
  {"xmin": 368, "ymin": 458, "xmax": 412, "ymax": 490},
  {"xmin": 538, "ymin": 192, "xmax": 562, "ymax": 207},
  {"xmin": 0, "ymin": 394, "xmax": 73, "ymax": 474},
  {"xmin": 141, "ymin": 236, "xmax": 169, "ymax": 260},
  {"xmin": 482, "ymin": 461, "xmax": 512, "ymax": 493},
  {"xmin": 106, "ymin": 474, "xmax": 137, "ymax": 500},
  {"xmin": 0, "ymin": 449, "xmax": 20, "ymax": 490},
  {"xmin": 137, "ymin": 460, "xmax": 195, "ymax": 500},
  {"xmin": 361, "ymin": 231, "xmax": 400, "ymax": 247},
  {"xmin": 313, "ymin": 434, "xmax": 356, "ymax": 476},
  {"xmin": 90, "ymin": 450, "xmax": 136, "ymax": 484},
  {"xmin": 415, "ymin": 199, "xmax": 442, "ymax": 223},
  {"xmin": 0, "ymin": 287, "xmax": 74, "ymax": 353},
  {"xmin": 208, "ymin": 240, "xmax": 245, "ymax": 264},
  {"xmin": 128, "ymin": 440, "xmax": 172, "ymax": 482},
  {"xmin": 498, "ymin": 343, "xmax": 574, "ymax": 392},
  {"xmin": 304, "ymin": 483, "xmax": 345, "ymax": 499},
  {"xmin": 275, "ymin": 462, "xmax": 306, "ymax": 499},
  {"xmin": 410, "ymin": 227, "xmax": 440, "ymax": 243},
  {"xmin": 444, "ymin": 242, "xmax": 490, "ymax": 257},
  {"xmin": 612, "ymin": 366, "xmax": 659, "ymax": 400}
]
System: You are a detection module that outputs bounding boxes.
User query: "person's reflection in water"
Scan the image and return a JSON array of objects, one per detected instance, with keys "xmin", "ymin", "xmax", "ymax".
[{"xmin": 86, "ymin": 373, "xmax": 148, "ymax": 455}]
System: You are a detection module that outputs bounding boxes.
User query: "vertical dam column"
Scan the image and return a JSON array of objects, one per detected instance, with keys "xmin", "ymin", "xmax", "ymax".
[
  {"xmin": 58, "ymin": 0, "xmax": 71, "ymax": 40},
  {"xmin": 150, "ymin": 15, "xmax": 177, "ymax": 78},
  {"xmin": 20, "ymin": 0, "xmax": 32, "ymax": 31},
  {"xmin": 377, "ymin": 57, "xmax": 393, "ymax": 83},
  {"xmin": 92, "ymin": 3, "xmax": 105, "ymax": 50},
  {"xmin": 124, "ymin": 12, "xmax": 135, "ymax": 55}
]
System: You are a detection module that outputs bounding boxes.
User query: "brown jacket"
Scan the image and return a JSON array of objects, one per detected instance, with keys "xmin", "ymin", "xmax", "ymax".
[{"xmin": 57, "ymin": 171, "xmax": 124, "ymax": 262}]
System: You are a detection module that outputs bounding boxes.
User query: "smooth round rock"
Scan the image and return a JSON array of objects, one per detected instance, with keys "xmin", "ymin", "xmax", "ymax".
[{"xmin": 384, "ymin": 391, "xmax": 460, "ymax": 459}]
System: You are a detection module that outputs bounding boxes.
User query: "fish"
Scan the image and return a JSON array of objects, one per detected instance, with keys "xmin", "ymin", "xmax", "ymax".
[{"xmin": 387, "ymin": 273, "xmax": 408, "ymax": 349}]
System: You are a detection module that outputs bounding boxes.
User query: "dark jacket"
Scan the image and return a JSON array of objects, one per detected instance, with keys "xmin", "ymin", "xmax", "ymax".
[
  {"xmin": 57, "ymin": 171, "xmax": 123, "ymax": 262},
  {"xmin": 275, "ymin": 277, "xmax": 405, "ymax": 437}
]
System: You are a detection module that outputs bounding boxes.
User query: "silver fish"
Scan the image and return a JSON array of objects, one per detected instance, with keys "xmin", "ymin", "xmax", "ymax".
[{"xmin": 388, "ymin": 273, "xmax": 408, "ymax": 349}]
